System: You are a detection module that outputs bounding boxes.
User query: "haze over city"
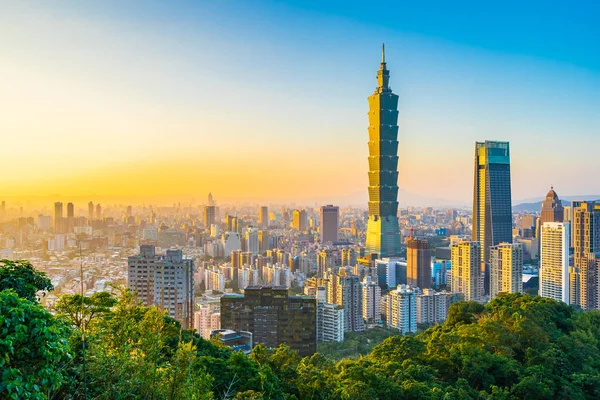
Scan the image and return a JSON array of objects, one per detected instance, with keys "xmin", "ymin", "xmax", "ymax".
[{"xmin": 1, "ymin": 1, "xmax": 599, "ymax": 206}]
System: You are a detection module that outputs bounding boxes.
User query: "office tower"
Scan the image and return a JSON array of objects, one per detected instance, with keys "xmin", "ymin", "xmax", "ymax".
[
  {"xmin": 365, "ymin": 45, "xmax": 401, "ymax": 258},
  {"xmin": 66, "ymin": 202, "xmax": 74, "ymax": 218},
  {"xmin": 292, "ymin": 209, "xmax": 308, "ymax": 231},
  {"xmin": 258, "ymin": 230, "xmax": 270, "ymax": 253},
  {"xmin": 386, "ymin": 284, "xmax": 417, "ymax": 334},
  {"xmin": 204, "ymin": 206, "xmax": 216, "ymax": 229},
  {"xmin": 406, "ymin": 237, "xmax": 432, "ymax": 289},
  {"xmin": 341, "ymin": 248, "xmax": 357, "ymax": 267},
  {"xmin": 259, "ymin": 206, "xmax": 268, "ymax": 229},
  {"xmin": 317, "ymin": 250, "xmax": 333, "ymax": 277},
  {"xmin": 541, "ymin": 187, "xmax": 564, "ymax": 224},
  {"xmin": 226, "ymin": 215, "xmax": 239, "ymax": 233},
  {"xmin": 540, "ymin": 222, "xmax": 570, "ymax": 304},
  {"xmin": 416, "ymin": 289, "xmax": 463, "ymax": 325},
  {"xmin": 472, "ymin": 141, "xmax": 513, "ymax": 261},
  {"xmin": 450, "ymin": 241, "xmax": 483, "ymax": 301},
  {"xmin": 572, "ymin": 202, "xmax": 600, "ymax": 310},
  {"xmin": 208, "ymin": 192, "xmax": 215, "ymax": 206},
  {"xmin": 95, "ymin": 204, "xmax": 102, "ymax": 220},
  {"xmin": 320, "ymin": 205, "xmax": 339, "ymax": 243},
  {"xmin": 489, "ymin": 243, "xmax": 523, "ymax": 299},
  {"xmin": 220, "ymin": 286, "xmax": 317, "ymax": 356},
  {"xmin": 126, "ymin": 205, "xmax": 132, "ymax": 216},
  {"xmin": 317, "ymin": 303, "xmax": 345, "ymax": 343},
  {"xmin": 520, "ymin": 214, "xmax": 536, "ymax": 230},
  {"xmin": 127, "ymin": 245, "xmax": 194, "ymax": 328},
  {"xmin": 88, "ymin": 202, "xmax": 94, "ymax": 220},
  {"xmin": 329, "ymin": 273, "xmax": 364, "ymax": 332},
  {"xmin": 244, "ymin": 228, "xmax": 259, "ymax": 256},
  {"xmin": 362, "ymin": 276, "xmax": 381, "ymax": 324}
]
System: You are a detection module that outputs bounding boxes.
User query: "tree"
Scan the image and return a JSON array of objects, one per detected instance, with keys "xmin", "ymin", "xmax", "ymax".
[
  {"xmin": 0, "ymin": 259, "xmax": 53, "ymax": 301},
  {"xmin": 55, "ymin": 291, "xmax": 117, "ymax": 331},
  {"xmin": 0, "ymin": 290, "xmax": 72, "ymax": 399}
]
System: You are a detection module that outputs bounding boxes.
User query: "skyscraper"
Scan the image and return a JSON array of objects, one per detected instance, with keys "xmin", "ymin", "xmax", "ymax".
[
  {"xmin": 386, "ymin": 284, "xmax": 417, "ymax": 335},
  {"xmin": 258, "ymin": 206, "xmax": 268, "ymax": 229},
  {"xmin": 292, "ymin": 209, "xmax": 308, "ymax": 231},
  {"xmin": 54, "ymin": 202, "xmax": 63, "ymax": 233},
  {"xmin": 472, "ymin": 141, "xmax": 513, "ymax": 261},
  {"xmin": 540, "ymin": 187, "xmax": 564, "ymax": 224},
  {"xmin": 320, "ymin": 205, "xmax": 339, "ymax": 243},
  {"xmin": 88, "ymin": 202, "xmax": 94, "ymax": 220},
  {"xmin": 362, "ymin": 276, "xmax": 381, "ymax": 324},
  {"xmin": 95, "ymin": 203, "xmax": 102, "ymax": 220},
  {"xmin": 365, "ymin": 45, "xmax": 401, "ymax": 258},
  {"xmin": 489, "ymin": 243, "xmax": 523, "ymax": 299},
  {"xmin": 406, "ymin": 237, "xmax": 432, "ymax": 289},
  {"xmin": 450, "ymin": 240, "xmax": 483, "ymax": 301},
  {"xmin": 204, "ymin": 205, "xmax": 216, "ymax": 229},
  {"xmin": 540, "ymin": 222, "xmax": 570, "ymax": 304},
  {"xmin": 67, "ymin": 202, "xmax": 74, "ymax": 218},
  {"xmin": 572, "ymin": 201, "xmax": 600, "ymax": 310}
]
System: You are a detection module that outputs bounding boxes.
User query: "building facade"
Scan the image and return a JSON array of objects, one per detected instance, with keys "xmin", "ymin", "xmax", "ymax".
[
  {"xmin": 365, "ymin": 45, "xmax": 402, "ymax": 258},
  {"xmin": 362, "ymin": 276, "xmax": 381, "ymax": 324},
  {"xmin": 450, "ymin": 240, "xmax": 483, "ymax": 301},
  {"xmin": 540, "ymin": 222, "xmax": 570, "ymax": 304},
  {"xmin": 472, "ymin": 141, "xmax": 513, "ymax": 261},
  {"xmin": 386, "ymin": 284, "xmax": 417, "ymax": 334},
  {"xmin": 320, "ymin": 205, "xmax": 339, "ymax": 243},
  {"xmin": 406, "ymin": 237, "xmax": 432, "ymax": 289},
  {"xmin": 220, "ymin": 286, "xmax": 317, "ymax": 357},
  {"xmin": 572, "ymin": 201, "xmax": 600, "ymax": 310},
  {"xmin": 489, "ymin": 242, "xmax": 523, "ymax": 299}
]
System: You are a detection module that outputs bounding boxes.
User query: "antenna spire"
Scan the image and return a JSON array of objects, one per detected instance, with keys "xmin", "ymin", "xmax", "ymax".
[{"xmin": 382, "ymin": 43, "xmax": 385, "ymax": 63}]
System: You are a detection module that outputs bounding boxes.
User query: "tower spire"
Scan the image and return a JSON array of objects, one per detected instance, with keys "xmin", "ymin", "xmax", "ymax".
[{"xmin": 382, "ymin": 43, "xmax": 385, "ymax": 64}]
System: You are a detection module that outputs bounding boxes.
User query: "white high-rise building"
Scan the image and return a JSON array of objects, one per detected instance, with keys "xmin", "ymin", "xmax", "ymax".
[
  {"xmin": 317, "ymin": 302, "xmax": 344, "ymax": 343},
  {"xmin": 204, "ymin": 268, "xmax": 225, "ymax": 293},
  {"xmin": 489, "ymin": 243, "xmax": 524, "ymax": 299},
  {"xmin": 362, "ymin": 276, "xmax": 381, "ymax": 324},
  {"xmin": 222, "ymin": 232, "xmax": 242, "ymax": 255},
  {"xmin": 238, "ymin": 267, "xmax": 259, "ymax": 290},
  {"xmin": 540, "ymin": 222, "xmax": 570, "ymax": 303},
  {"xmin": 450, "ymin": 241, "xmax": 483, "ymax": 302},
  {"xmin": 416, "ymin": 289, "xmax": 463, "ymax": 325},
  {"xmin": 386, "ymin": 284, "xmax": 417, "ymax": 334},
  {"xmin": 128, "ymin": 245, "xmax": 194, "ymax": 328},
  {"xmin": 245, "ymin": 228, "xmax": 259, "ymax": 256}
]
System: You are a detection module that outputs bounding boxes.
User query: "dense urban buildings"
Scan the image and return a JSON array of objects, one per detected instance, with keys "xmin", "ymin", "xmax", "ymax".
[
  {"xmin": 365, "ymin": 45, "xmax": 401, "ymax": 258},
  {"xmin": 539, "ymin": 222, "xmax": 570, "ymax": 303},
  {"xmin": 127, "ymin": 245, "xmax": 194, "ymax": 328},
  {"xmin": 472, "ymin": 141, "xmax": 513, "ymax": 261},
  {"xmin": 572, "ymin": 201, "xmax": 600, "ymax": 310},
  {"xmin": 319, "ymin": 205, "xmax": 339, "ymax": 243},
  {"xmin": 489, "ymin": 243, "xmax": 524, "ymax": 299},
  {"xmin": 220, "ymin": 286, "xmax": 317, "ymax": 357}
]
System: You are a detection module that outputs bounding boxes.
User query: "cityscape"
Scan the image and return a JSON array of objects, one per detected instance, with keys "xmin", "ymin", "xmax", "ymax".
[{"xmin": 2, "ymin": 1, "xmax": 600, "ymax": 399}]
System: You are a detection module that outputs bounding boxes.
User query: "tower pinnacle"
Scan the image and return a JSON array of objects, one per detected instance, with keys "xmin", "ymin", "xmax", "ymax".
[{"xmin": 382, "ymin": 43, "xmax": 385, "ymax": 64}]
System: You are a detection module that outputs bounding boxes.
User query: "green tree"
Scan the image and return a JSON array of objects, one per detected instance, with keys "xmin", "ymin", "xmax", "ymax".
[
  {"xmin": 0, "ymin": 259, "xmax": 53, "ymax": 301},
  {"xmin": 55, "ymin": 291, "xmax": 117, "ymax": 330},
  {"xmin": 0, "ymin": 290, "xmax": 72, "ymax": 399}
]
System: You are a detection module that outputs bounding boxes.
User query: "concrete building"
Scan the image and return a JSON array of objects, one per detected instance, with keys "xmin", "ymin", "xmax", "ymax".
[
  {"xmin": 259, "ymin": 206, "xmax": 269, "ymax": 229},
  {"xmin": 489, "ymin": 243, "xmax": 523, "ymax": 299},
  {"xmin": 220, "ymin": 286, "xmax": 317, "ymax": 356},
  {"xmin": 450, "ymin": 240, "xmax": 483, "ymax": 301},
  {"xmin": 222, "ymin": 232, "xmax": 242, "ymax": 255},
  {"xmin": 572, "ymin": 201, "xmax": 600, "ymax": 310},
  {"xmin": 317, "ymin": 302, "xmax": 345, "ymax": 343},
  {"xmin": 362, "ymin": 276, "xmax": 381, "ymax": 324},
  {"xmin": 472, "ymin": 141, "xmax": 513, "ymax": 261},
  {"xmin": 320, "ymin": 205, "xmax": 339, "ymax": 243},
  {"xmin": 406, "ymin": 237, "xmax": 432, "ymax": 289},
  {"xmin": 245, "ymin": 228, "xmax": 259, "ymax": 256},
  {"xmin": 204, "ymin": 205, "xmax": 216, "ymax": 229},
  {"xmin": 365, "ymin": 45, "xmax": 402, "ymax": 258},
  {"xmin": 194, "ymin": 305, "xmax": 221, "ymax": 339},
  {"xmin": 386, "ymin": 284, "xmax": 417, "ymax": 334},
  {"xmin": 416, "ymin": 289, "xmax": 462, "ymax": 325},
  {"xmin": 540, "ymin": 222, "xmax": 570, "ymax": 304},
  {"xmin": 128, "ymin": 245, "xmax": 194, "ymax": 328},
  {"xmin": 292, "ymin": 209, "xmax": 308, "ymax": 232},
  {"xmin": 210, "ymin": 329, "xmax": 252, "ymax": 354}
]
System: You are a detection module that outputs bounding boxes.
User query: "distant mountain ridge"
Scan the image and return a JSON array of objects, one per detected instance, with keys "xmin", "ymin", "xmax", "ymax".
[{"xmin": 513, "ymin": 195, "xmax": 600, "ymax": 212}]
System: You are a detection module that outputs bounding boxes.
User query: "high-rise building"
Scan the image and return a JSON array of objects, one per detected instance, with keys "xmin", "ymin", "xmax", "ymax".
[
  {"xmin": 127, "ymin": 245, "xmax": 194, "ymax": 328},
  {"xmin": 334, "ymin": 273, "xmax": 364, "ymax": 332},
  {"xmin": 406, "ymin": 237, "xmax": 432, "ymax": 289},
  {"xmin": 450, "ymin": 241, "xmax": 483, "ymax": 301},
  {"xmin": 245, "ymin": 228, "xmax": 259, "ymax": 256},
  {"xmin": 317, "ymin": 302, "xmax": 345, "ymax": 343},
  {"xmin": 540, "ymin": 222, "xmax": 570, "ymax": 304},
  {"xmin": 320, "ymin": 205, "xmax": 339, "ymax": 243},
  {"xmin": 365, "ymin": 45, "xmax": 401, "ymax": 258},
  {"xmin": 53, "ymin": 202, "xmax": 65, "ymax": 233},
  {"xmin": 220, "ymin": 286, "xmax": 317, "ymax": 356},
  {"xmin": 88, "ymin": 202, "xmax": 94, "ymax": 220},
  {"xmin": 540, "ymin": 187, "xmax": 564, "ymax": 225},
  {"xmin": 194, "ymin": 305, "xmax": 221, "ymax": 340},
  {"xmin": 258, "ymin": 206, "xmax": 268, "ymax": 229},
  {"xmin": 258, "ymin": 230, "xmax": 270, "ymax": 253},
  {"xmin": 572, "ymin": 201, "xmax": 600, "ymax": 310},
  {"xmin": 67, "ymin": 202, "xmax": 74, "ymax": 218},
  {"xmin": 208, "ymin": 192, "xmax": 215, "ymax": 206},
  {"xmin": 292, "ymin": 209, "xmax": 308, "ymax": 231},
  {"xmin": 386, "ymin": 284, "xmax": 417, "ymax": 334},
  {"xmin": 226, "ymin": 215, "xmax": 239, "ymax": 233},
  {"xmin": 472, "ymin": 141, "xmax": 512, "ymax": 261},
  {"xmin": 489, "ymin": 243, "xmax": 523, "ymax": 299},
  {"xmin": 416, "ymin": 289, "xmax": 463, "ymax": 325},
  {"xmin": 204, "ymin": 206, "xmax": 216, "ymax": 229},
  {"xmin": 95, "ymin": 204, "xmax": 102, "ymax": 220},
  {"xmin": 362, "ymin": 276, "xmax": 381, "ymax": 324}
]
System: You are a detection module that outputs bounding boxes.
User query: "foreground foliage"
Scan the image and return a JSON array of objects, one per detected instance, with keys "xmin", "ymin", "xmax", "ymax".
[{"xmin": 3, "ymin": 260, "xmax": 600, "ymax": 399}]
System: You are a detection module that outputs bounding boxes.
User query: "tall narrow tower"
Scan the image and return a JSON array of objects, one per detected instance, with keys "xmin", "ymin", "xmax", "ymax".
[{"xmin": 365, "ymin": 44, "xmax": 401, "ymax": 258}]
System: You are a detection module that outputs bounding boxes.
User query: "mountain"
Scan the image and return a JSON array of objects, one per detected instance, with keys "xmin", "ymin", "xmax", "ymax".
[{"xmin": 513, "ymin": 195, "xmax": 600, "ymax": 212}]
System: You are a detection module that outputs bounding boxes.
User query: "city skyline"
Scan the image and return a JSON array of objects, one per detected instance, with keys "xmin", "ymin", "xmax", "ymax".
[{"xmin": 1, "ymin": 1, "xmax": 599, "ymax": 204}]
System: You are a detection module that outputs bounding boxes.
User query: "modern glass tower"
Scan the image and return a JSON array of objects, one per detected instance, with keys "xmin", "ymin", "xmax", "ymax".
[
  {"xmin": 365, "ymin": 44, "xmax": 401, "ymax": 258},
  {"xmin": 472, "ymin": 141, "xmax": 513, "ymax": 261}
]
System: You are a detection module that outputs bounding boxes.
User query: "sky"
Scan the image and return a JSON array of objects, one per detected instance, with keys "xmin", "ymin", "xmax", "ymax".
[{"xmin": 0, "ymin": 0, "xmax": 599, "ymax": 206}]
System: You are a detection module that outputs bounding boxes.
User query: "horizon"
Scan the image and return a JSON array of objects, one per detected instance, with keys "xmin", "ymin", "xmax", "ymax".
[{"xmin": 1, "ymin": 1, "xmax": 599, "ymax": 204}]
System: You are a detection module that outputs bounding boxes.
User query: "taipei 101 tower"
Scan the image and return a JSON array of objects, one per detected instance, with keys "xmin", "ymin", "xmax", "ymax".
[{"xmin": 365, "ymin": 44, "xmax": 401, "ymax": 258}]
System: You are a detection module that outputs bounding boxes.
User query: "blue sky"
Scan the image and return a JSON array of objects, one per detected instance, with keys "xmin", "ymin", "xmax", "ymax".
[{"xmin": 0, "ymin": 1, "xmax": 598, "ymax": 204}]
